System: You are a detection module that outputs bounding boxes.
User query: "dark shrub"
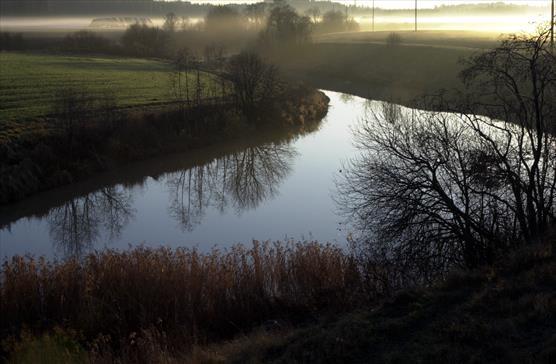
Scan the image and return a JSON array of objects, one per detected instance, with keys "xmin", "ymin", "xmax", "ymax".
[
  {"xmin": 61, "ymin": 31, "xmax": 114, "ymax": 54},
  {"xmin": 121, "ymin": 24, "xmax": 170, "ymax": 58}
]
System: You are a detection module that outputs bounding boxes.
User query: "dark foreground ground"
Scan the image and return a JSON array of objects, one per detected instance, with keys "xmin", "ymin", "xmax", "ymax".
[{"xmin": 201, "ymin": 243, "xmax": 556, "ymax": 364}]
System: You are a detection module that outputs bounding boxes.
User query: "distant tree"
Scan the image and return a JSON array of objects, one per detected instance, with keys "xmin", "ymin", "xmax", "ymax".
[
  {"xmin": 321, "ymin": 10, "xmax": 344, "ymax": 29},
  {"xmin": 262, "ymin": 3, "xmax": 311, "ymax": 45},
  {"xmin": 163, "ymin": 12, "xmax": 178, "ymax": 33},
  {"xmin": 179, "ymin": 16, "xmax": 192, "ymax": 31},
  {"xmin": 244, "ymin": 2, "xmax": 268, "ymax": 27},
  {"xmin": 121, "ymin": 23, "xmax": 170, "ymax": 57},
  {"xmin": 205, "ymin": 5, "xmax": 243, "ymax": 33},
  {"xmin": 318, "ymin": 10, "xmax": 359, "ymax": 33},
  {"xmin": 305, "ymin": 6, "xmax": 321, "ymax": 24},
  {"xmin": 0, "ymin": 32, "xmax": 25, "ymax": 51},
  {"xmin": 61, "ymin": 31, "xmax": 113, "ymax": 54}
]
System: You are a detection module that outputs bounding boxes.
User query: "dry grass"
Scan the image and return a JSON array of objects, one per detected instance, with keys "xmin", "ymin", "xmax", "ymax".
[
  {"xmin": 0, "ymin": 241, "xmax": 362, "ymax": 360},
  {"xmin": 3, "ymin": 241, "xmax": 555, "ymax": 362}
]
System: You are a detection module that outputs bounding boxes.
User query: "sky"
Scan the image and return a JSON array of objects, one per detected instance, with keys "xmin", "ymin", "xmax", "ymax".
[{"xmin": 186, "ymin": 0, "xmax": 551, "ymax": 8}]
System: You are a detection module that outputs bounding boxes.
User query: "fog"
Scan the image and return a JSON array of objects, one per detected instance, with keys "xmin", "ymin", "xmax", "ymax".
[
  {"xmin": 0, "ymin": 14, "xmax": 544, "ymax": 34},
  {"xmin": 1, "ymin": 0, "xmax": 550, "ymax": 34}
]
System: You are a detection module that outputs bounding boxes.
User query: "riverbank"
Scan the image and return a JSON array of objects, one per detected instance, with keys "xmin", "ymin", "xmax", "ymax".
[
  {"xmin": 0, "ymin": 86, "xmax": 330, "ymax": 204},
  {"xmin": 206, "ymin": 243, "xmax": 556, "ymax": 364},
  {"xmin": 2, "ymin": 240, "xmax": 554, "ymax": 363},
  {"xmin": 0, "ymin": 97, "xmax": 327, "ymax": 231}
]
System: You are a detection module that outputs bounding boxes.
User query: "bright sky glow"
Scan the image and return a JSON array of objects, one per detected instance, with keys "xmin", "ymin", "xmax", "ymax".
[{"xmin": 186, "ymin": 0, "xmax": 550, "ymax": 9}]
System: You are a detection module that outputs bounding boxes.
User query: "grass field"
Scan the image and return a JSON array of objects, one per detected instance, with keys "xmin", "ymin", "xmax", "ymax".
[
  {"xmin": 0, "ymin": 52, "xmax": 218, "ymax": 124},
  {"xmin": 269, "ymin": 41, "xmax": 476, "ymax": 106},
  {"xmin": 315, "ymin": 30, "xmax": 501, "ymax": 50}
]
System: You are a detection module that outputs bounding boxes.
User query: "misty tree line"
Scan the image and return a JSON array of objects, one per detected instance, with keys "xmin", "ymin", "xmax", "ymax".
[
  {"xmin": 337, "ymin": 27, "xmax": 556, "ymax": 285},
  {"xmin": 1, "ymin": 0, "xmax": 358, "ymax": 53}
]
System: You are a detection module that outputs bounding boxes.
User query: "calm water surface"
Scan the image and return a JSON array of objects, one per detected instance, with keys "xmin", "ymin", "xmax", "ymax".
[{"xmin": 0, "ymin": 91, "xmax": 366, "ymax": 259}]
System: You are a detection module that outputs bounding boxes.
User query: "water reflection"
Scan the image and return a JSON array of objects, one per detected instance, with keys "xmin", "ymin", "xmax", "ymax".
[
  {"xmin": 167, "ymin": 143, "xmax": 296, "ymax": 232},
  {"xmin": 1, "ymin": 91, "xmax": 367, "ymax": 260},
  {"xmin": 39, "ymin": 141, "xmax": 296, "ymax": 257},
  {"xmin": 48, "ymin": 187, "xmax": 134, "ymax": 258}
]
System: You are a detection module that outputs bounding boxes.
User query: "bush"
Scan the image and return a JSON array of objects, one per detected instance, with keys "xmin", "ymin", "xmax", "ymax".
[
  {"xmin": 0, "ymin": 32, "xmax": 25, "ymax": 51},
  {"xmin": 4, "ymin": 329, "xmax": 86, "ymax": 364},
  {"xmin": 121, "ymin": 24, "xmax": 170, "ymax": 58},
  {"xmin": 386, "ymin": 32, "xmax": 403, "ymax": 47},
  {"xmin": 61, "ymin": 31, "xmax": 114, "ymax": 54}
]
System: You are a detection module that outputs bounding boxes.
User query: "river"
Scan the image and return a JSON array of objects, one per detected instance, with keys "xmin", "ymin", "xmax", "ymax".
[{"xmin": 0, "ymin": 91, "xmax": 369, "ymax": 259}]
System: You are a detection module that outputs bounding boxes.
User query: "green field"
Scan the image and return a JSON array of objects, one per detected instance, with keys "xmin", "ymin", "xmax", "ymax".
[
  {"xmin": 268, "ymin": 39, "xmax": 478, "ymax": 106},
  {"xmin": 0, "ymin": 52, "xmax": 218, "ymax": 124}
]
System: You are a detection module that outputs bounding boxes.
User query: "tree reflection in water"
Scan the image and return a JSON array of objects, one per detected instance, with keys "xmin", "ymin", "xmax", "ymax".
[
  {"xmin": 166, "ymin": 142, "xmax": 296, "ymax": 232},
  {"xmin": 45, "ymin": 141, "xmax": 295, "ymax": 255},
  {"xmin": 48, "ymin": 187, "xmax": 134, "ymax": 258}
]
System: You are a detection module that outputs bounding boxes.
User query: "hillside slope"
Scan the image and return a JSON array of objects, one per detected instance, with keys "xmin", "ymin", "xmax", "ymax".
[{"xmin": 226, "ymin": 244, "xmax": 556, "ymax": 364}]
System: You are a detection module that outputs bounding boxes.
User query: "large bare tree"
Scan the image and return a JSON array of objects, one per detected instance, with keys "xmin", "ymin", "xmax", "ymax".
[{"xmin": 338, "ymin": 28, "xmax": 556, "ymax": 273}]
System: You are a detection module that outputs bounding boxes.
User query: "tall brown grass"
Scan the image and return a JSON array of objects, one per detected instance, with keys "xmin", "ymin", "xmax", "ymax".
[{"xmin": 0, "ymin": 241, "xmax": 363, "ymax": 358}]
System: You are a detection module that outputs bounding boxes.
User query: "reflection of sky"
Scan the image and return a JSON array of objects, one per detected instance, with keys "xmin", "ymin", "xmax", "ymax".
[{"xmin": 0, "ymin": 91, "xmax": 365, "ymax": 260}]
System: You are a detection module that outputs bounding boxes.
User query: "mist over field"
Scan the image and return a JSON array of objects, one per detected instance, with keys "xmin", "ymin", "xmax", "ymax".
[{"xmin": 0, "ymin": 0, "xmax": 550, "ymax": 33}]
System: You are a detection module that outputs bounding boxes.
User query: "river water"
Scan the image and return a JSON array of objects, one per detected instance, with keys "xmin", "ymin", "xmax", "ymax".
[{"xmin": 0, "ymin": 91, "xmax": 369, "ymax": 260}]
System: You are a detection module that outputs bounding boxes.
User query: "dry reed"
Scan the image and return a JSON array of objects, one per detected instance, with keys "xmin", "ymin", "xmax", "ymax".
[{"xmin": 0, "ymin": 241, "xmax": 364, "ymax": 356}]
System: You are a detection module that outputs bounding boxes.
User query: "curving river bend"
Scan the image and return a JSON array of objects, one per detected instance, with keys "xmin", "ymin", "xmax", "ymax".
[{"xmin": 0, "ymin": 91, "xmax": 370, "ymax": 259}]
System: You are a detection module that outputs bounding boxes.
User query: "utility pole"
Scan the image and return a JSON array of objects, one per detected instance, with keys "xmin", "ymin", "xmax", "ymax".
[
  {"xmin": 415, "ymin": 0, "xmax": 418, "ymax": 32},
  {"xmin": 372, "ymin": 0, "xmax": 375, "ymax": 32}
]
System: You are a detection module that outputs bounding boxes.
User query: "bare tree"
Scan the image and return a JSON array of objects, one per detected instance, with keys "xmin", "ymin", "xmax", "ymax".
[
  {"xmin": 337, "ymin": 28, "xmax": 556, "ymax": 273},
  {"xmin": 261, "ymin": 3, "xmax": 311, "ymax": 45},
  {"xmin": 226, "ymin": 52, "xmax": 281, "ymax": 120},
  {"xmin": 170, "ymin": 47, "xmax": 194, "ymax": 128},
  {"xmin": 53, "ymin": 87, "xmax": 94, "ymax": 154}
]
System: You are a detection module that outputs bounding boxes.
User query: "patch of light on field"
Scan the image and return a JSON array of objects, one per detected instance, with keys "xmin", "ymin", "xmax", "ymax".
[{"xmin": 354, "ymin": 14, "xmax": 548, "ymax": 34}]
